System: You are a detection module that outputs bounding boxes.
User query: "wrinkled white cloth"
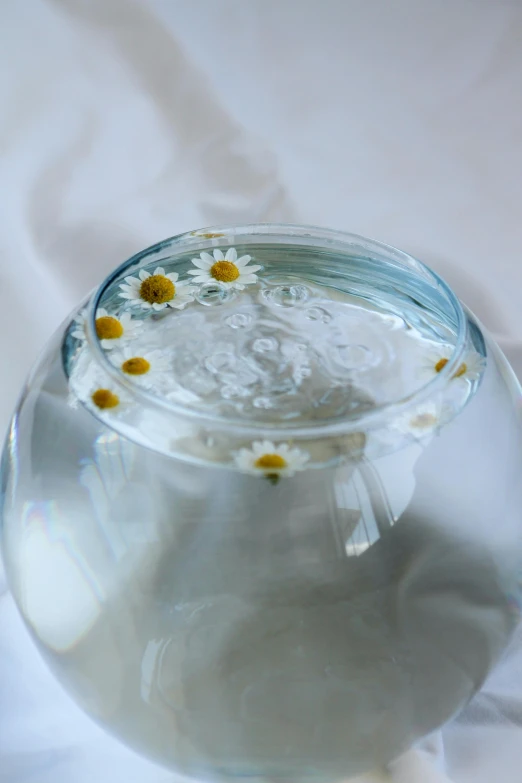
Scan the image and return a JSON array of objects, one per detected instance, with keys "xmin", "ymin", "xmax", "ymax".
[{"xmin": 1, "ymin": 1, "xmax": 522, "ymax": 781}]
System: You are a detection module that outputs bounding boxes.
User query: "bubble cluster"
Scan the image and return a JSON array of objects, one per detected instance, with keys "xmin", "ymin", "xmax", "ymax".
[
  {"xmin": 261, "ymin": 284, "xmax": 309, "ymax": 308},
  {"xmin": 225, "ymin": 312, "xmax": 253, "ymax": 329},
  {"xmin": 306, "ymin": 306, "xmax": 332, "ymax": 324},
  {"xmin": 196, "ymin": 283, "xmax": 235, "ymax": 307},
  {"xmin": 335, "ymin": 344, "xmax": 372, "ymax": 370},
  {"xmin": 106, "ymin": 273, "xmax": 415, "ymax": 424}
]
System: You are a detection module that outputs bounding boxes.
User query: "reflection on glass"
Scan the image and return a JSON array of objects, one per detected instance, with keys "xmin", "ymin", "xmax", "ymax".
[{"xmin": 2, "ymin": 225, "xmax": 522, "ymax": 781}]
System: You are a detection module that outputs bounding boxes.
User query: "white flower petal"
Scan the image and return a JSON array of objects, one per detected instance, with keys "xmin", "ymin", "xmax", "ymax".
[
  {"xmin": 138, "ymin": 270, "xmax": 150, "ymax": 281},
  {"xmin": 213, "ymin": 249, "xmax": 224, "ymax": 261},
  {"xmin": 188, "ymin": 273, "xmax": 211, "ymax": 284},
  {"xmin": 166, "ymin": 272, "xmax": 179, "ymax": 282},
  {"xmin": 169, "ymin": 300, "xmax": 191, "ymax": 310},
  {"xmin": 119, "ymin": 313, "xmax": 132, "ymax": 327},
  {"xmin": 235, "ymin": 255, "xmax": 252, "ymax": 268},
  {"xmin": 191, "ymin": 258, "xmax": 211, "ymax": 270},
  {"xmin": 200, "ymin": 252, "xmax": 214, "ymax": 265},
  {"xmin": 154, "ymin": 267, "xmax": 165, "ymax": 276},
  {"xmin": 225, "ymin": 248, "xmax": 237, "ymax": 262}
]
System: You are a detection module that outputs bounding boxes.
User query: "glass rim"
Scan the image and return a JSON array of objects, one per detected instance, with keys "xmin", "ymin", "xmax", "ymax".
[{"xmin": 86, "ymin": 222, "xmax": 469, "ymax": 439}]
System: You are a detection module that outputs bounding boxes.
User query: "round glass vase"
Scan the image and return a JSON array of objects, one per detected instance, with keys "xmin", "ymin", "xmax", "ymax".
[{"xmin": 1, "ymin": 224, "xmax": 522, "ymax": 782}]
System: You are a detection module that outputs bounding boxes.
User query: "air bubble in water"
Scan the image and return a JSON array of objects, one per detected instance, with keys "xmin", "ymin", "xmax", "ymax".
[
  {"xmin": 294, "ymin": 366, "xmax": 312, "ymax": 381},
  {"xmin": 306, "ymin": 306, "xmax": 332, "ymax": 323},
  {"xmin": 204, "ymin": 352, "xmax": 236, "ymax": 374},
  {"xmin": 253, "ymin": 396, "xmax": 273, "ymax": 409},
  {"xmin": 253, "ymin": 337, "xmax": 278, "ymax": 353},
  {"xmin": 262, "ymin": 284, "xmax": 309, "ymax": 308},
  {"xmin": 225, "ymin": 312, "xmax": 253, "ymax": 329},
  {"xmin": 221, "ymin": 385, "xmax": 249, "ymax": 399},
  {"xmin": 336, "ymin": 344, "xmax": 372, "ymax": 369},
  {"xmin": 196, "ymin": 283, "xmax": 235, "ymax": 307}
]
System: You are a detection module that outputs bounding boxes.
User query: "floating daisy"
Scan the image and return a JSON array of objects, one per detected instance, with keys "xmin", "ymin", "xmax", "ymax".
[
  {"xmin": 80, "ymin": 380, "xmax": 132, "ymax": 417},
  {"xmin": 72, "ymin": 308, "xmax": 143, "ymax": 349},
  {"xmin": 119, "ymin": 267, "xmax": 195, "ymax": 311},
  {"xmin": 110, "ymin": 347, "xmax": 171, "ymax": 387},
  {"xmin": 188, "ymin": 248, "xmax": 261, "ymax": 290},
  {"xmin": 234, "ymin": 440, "xmax": 309, "ymax": 483},
  {"xmin": 419, "ymin": 344, "xmax": 485, "ymax": 383}
]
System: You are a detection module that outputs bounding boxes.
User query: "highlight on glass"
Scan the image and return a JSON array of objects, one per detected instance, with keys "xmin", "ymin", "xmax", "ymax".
[{"xmin": 2, "ymin": 224, "xmax": 521, "ymax": 781}]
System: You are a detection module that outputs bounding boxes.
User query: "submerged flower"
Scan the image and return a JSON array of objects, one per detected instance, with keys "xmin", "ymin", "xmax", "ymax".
[
  {"xmin": 110, "ymin": 347, "xmax": 171, "ymax": 387},
  {"xmin": 188, "ymin": 248, "xmax": 261, "ymax": 290},
  {"xmin": 119, "ymin": 267, "xmax": 195, "ymax": 311},
  {"xmin": 91, "ymin": 388, "xmax": 121, "ymax": 410},
  {"xmin": 234, "ymin": 440, "xmax": 309, "ymax": 483},
  {"xmin": 72, "ymin": 308, "xmax": 143, "ymax": 349},
  {"xmin": 419, "ymin": 344, "xmax": 485, "ymax": 383},
  {"xmin": 395, "ymin": 402, "xmax": 440, "ymax": 439},
  {"xmin": 84, "ymin": 380, "xmax": 132, "ymax": 416}
]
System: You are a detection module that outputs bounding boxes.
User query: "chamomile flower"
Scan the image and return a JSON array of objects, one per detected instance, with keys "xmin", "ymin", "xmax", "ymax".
[
  {"xmin": 119, "ymin": 267, "xmax": 195, "ymax": 311},
  {"xmin": 419, "ymin": 344, "xmax": 485, "ymax": 383},
  {"xmin": 188, "ymin": 248, "xmax": 261, "ymax": 290},
  {"xmin": 395, "ymin": 403, "xmax": 440, "ymax": 439},
  {"xmin": 90, "ymin": 387, "xmax": 124, "ymax": 411},
  {"xmin": 81, "ymin": 378, "xmax": 132, "ymax": 417},
  {"xmin": 67, "ymin": 343, "xmax": 132, "ymax": 416},
  {"xmin": 110, "ymin": 347, "xmax": 171, "ymax": 388},
  {"xmin": 234, "ymin": 440, "xmax": 309, "ymax": 483},
  {"xmin": 72, "ymin": 308, "xmax": 143, "ymax": 349}
]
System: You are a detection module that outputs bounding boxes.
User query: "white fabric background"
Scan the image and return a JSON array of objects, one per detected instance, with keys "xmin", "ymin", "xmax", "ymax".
[{"xmin": 1, "ymin": 1, "xmax": 522, "ymax": 781}]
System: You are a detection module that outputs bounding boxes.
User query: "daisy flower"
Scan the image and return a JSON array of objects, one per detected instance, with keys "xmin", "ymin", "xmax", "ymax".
[
  {"xmin": 419, "ymin": 344, "xmax": 485, "ymax": 384},
  {"xmin": 188, "ymin": 248, "xmax": 261, "ymax": 290},
  {"xmin": 79, "ymin": 378, "xmax": 133, "ymax": 417},
  {"xmin": 72, "ymin": 308, "xmax": 143, "ymax": 349},
  {"xmin": 395, "ymin": 402, "xmax": 440, "ymax": 439},
  {"xmin": 110, "ymin": 347, "xmax": 171, "ymax": 388},
  {"xmin": 90, "ymin": 386, "xmax": 126, "ymax": 412},
  {"xmin": 67, "ymin": 349, "xmax": 132, "ymax": 416},
  {"xmin": 234, "ymin": 440, "xmax": 309, "ymax": 484},
  {"xmin": 119, "ymin": 267, "xmax": 195, "ymax": 311}
]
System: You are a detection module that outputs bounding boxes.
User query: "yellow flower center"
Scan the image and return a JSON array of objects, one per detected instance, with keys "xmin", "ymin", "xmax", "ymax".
[
  {"xmin": 435, "ymin": 358, "xmax": 449, "ymax": 373},
  {"xmin": 411, "ymin": 413, "xmax": 438, "ymax": 429},
  {"xmin": 453, "ymin": 362, "xmax": 467, "ymax": 378},
  {"xmin": 434, "ymin": 357, "xmax": 467, "ymax": 378},
  {"xmin": 95, "ymin": 316, "xmax": 123, "ymax": 341},
  {"xmin": 210, "ymin": 260, "xmax": 240, "ymax": 283},
  {"xmin": 140, "ymin": 275, "xmax": 175, "ymax": 304},
  {"xmin": 254, "ymin": 453, "xmax": 287, "ymax": 470},
  {"xmin": 92, "ymin": 389, "xmax": 120, "ymax": 409},
  {"xmin": 121, "ymin": 357, "xmax": 151, "ymax": 375}
]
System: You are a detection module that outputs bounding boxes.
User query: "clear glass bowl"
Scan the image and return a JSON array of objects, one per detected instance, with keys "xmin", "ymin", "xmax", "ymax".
[{"xmin": 1, "ymin": 224, "xmax": 522, "ymax": 781}]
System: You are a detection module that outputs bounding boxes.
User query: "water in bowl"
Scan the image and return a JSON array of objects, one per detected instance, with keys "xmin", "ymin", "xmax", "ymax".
[{"xmin": 4, "ymin": 241, "xmax": 517, "ymax": 781}]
